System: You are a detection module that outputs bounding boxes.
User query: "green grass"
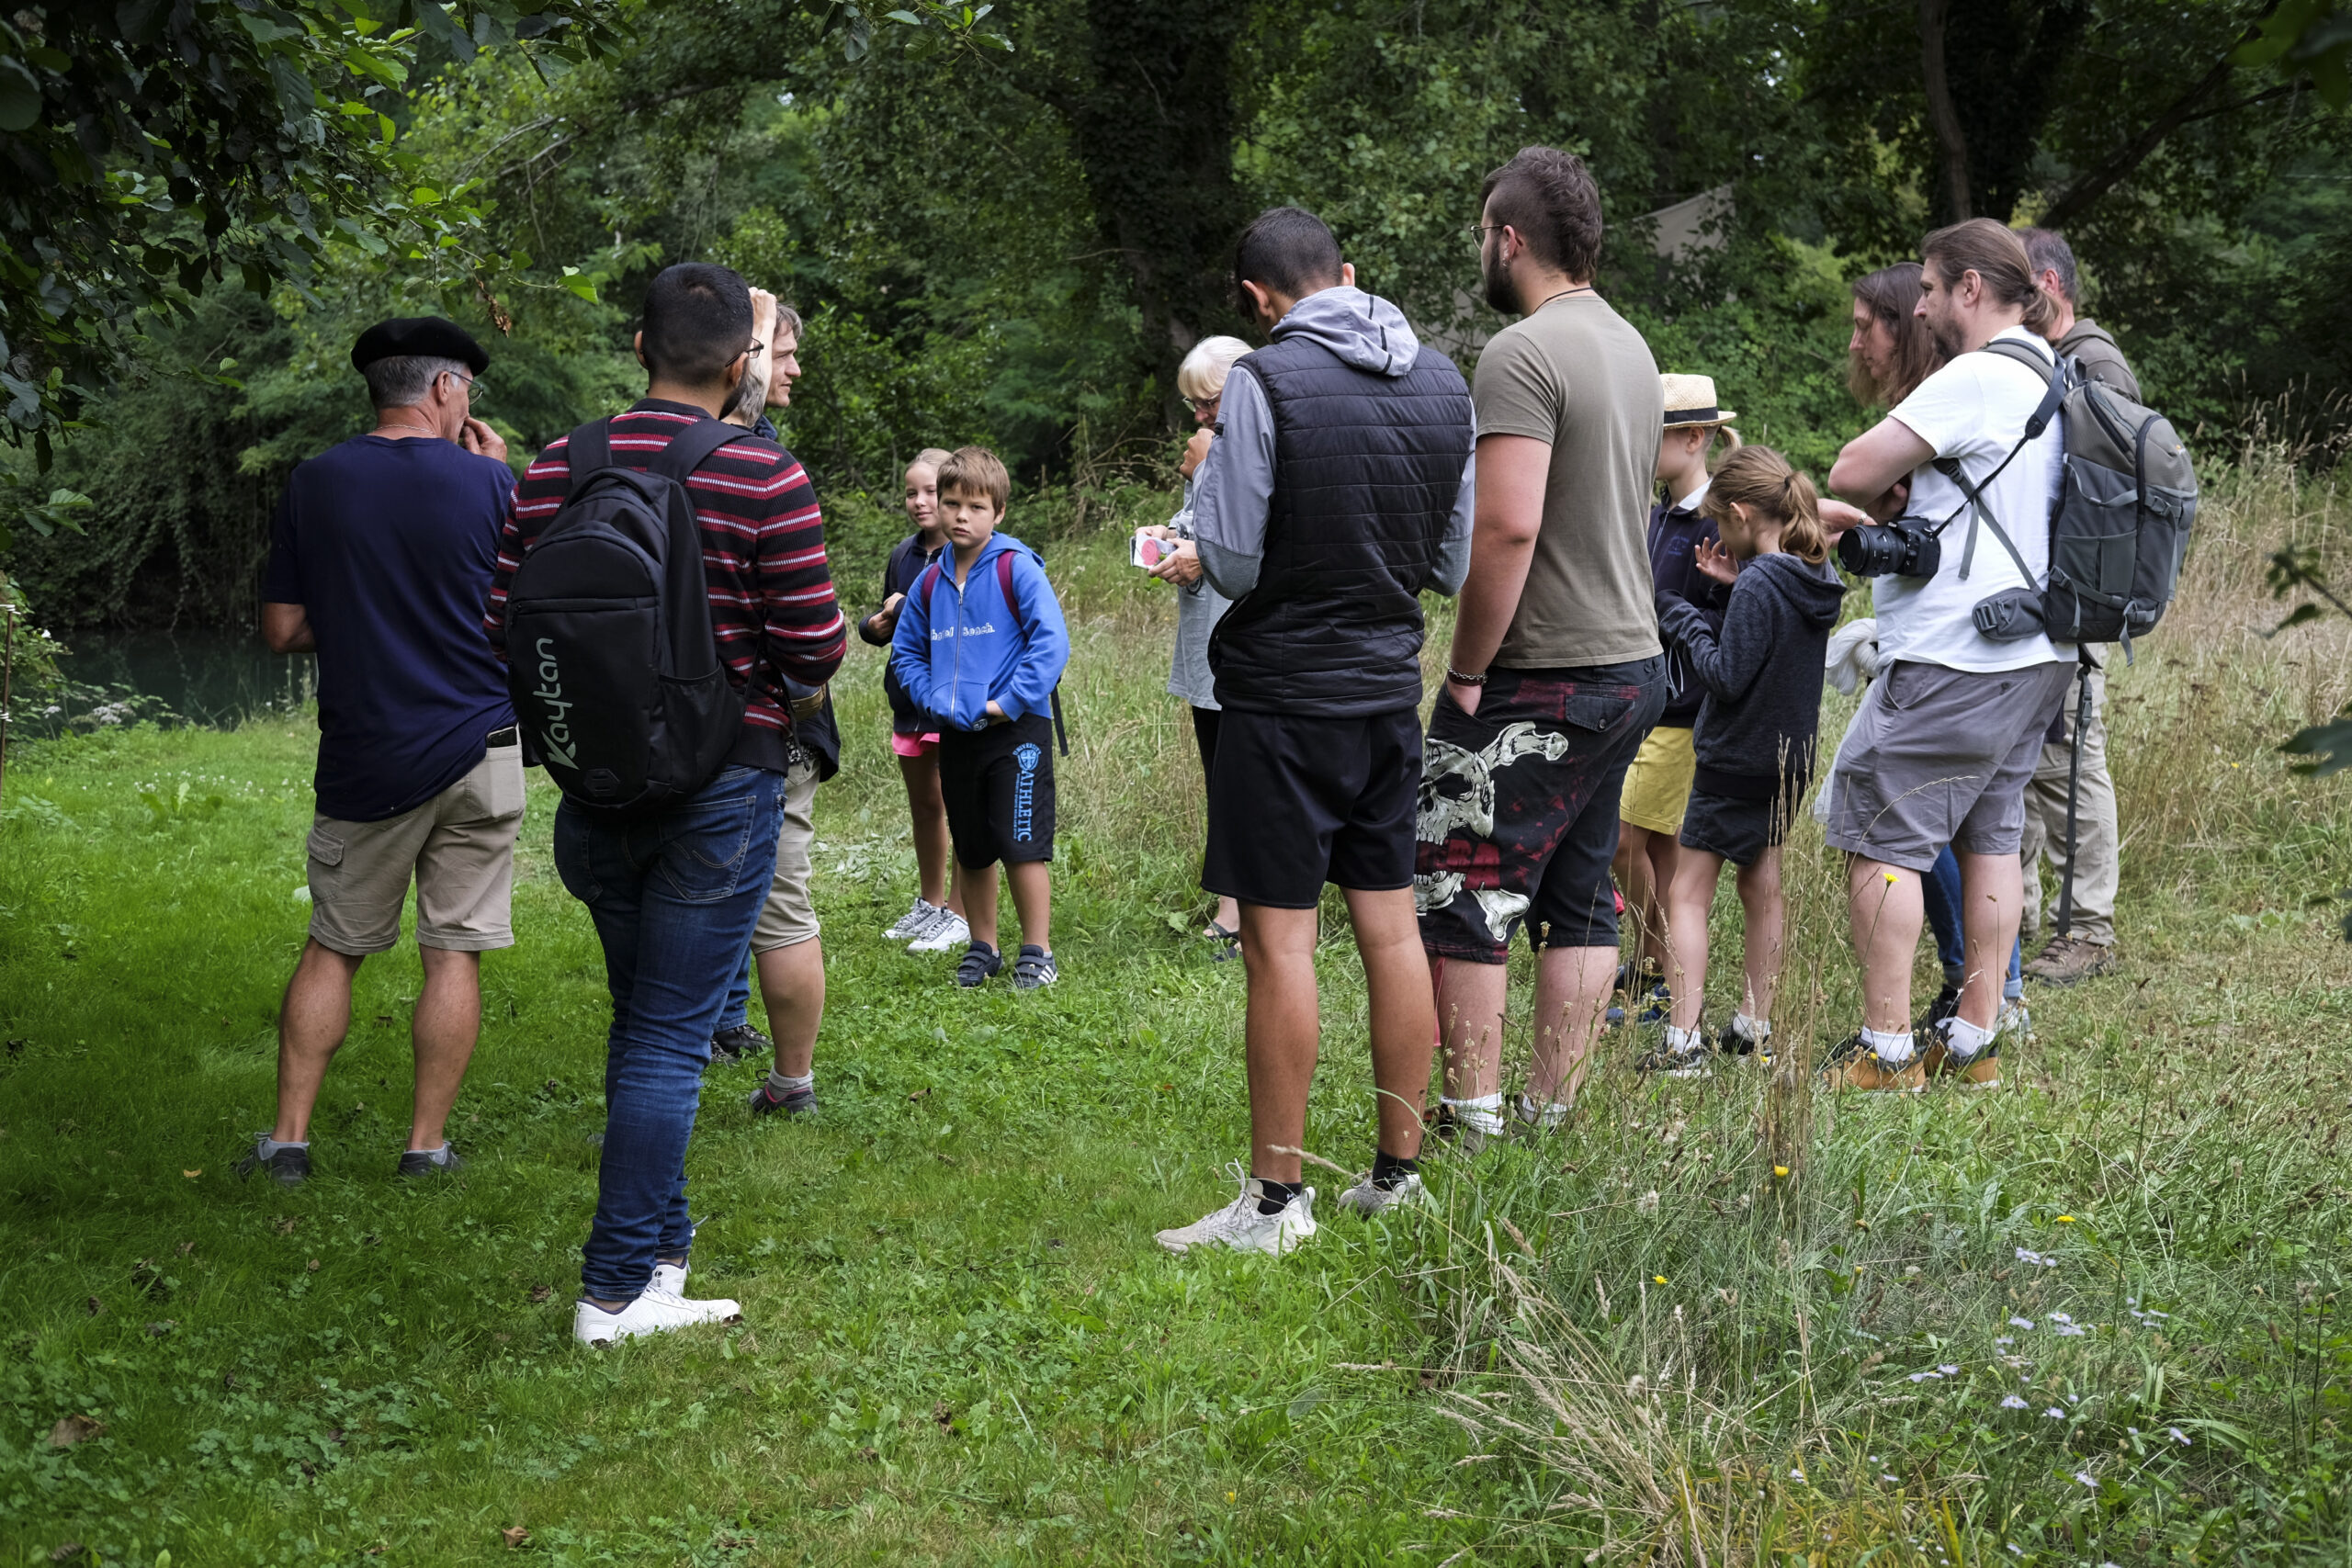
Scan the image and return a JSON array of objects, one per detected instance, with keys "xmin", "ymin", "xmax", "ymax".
[{"xmin": 3, "ymin": 461, "xmax": 2349, "ymax": 1565}]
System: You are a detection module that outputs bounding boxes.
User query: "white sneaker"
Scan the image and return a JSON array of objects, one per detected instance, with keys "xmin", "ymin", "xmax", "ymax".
[
  {"xmin": 1155, "ymin": 1166, "xmax": 1317, "ymax": 1256},
  {"xmin": 884, "ymin": 897, "xmax": 941, "ymax": 942},
  {"xmin": 1335, "ymin": 1170, "xmax": 1428, "ymax": 1217},
  {"xmin": 907, "ymin": 907, "xmax": 971, "ymax": 953},
  {"xmin": 573, "ymin": 1287, "xmax": 742, "ymax": 1345},
  {"xmin": 1996, "ymin": 998, "xmax": 2033, "ymax": 1039},
  {"xmin": 649, "ymin": 1259, "xmax": 687, "ymax": 1296}
]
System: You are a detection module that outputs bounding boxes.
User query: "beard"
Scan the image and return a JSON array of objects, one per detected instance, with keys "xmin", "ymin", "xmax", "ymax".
[
  {"xmin": 1480, "ymin": 243, "xmax": 1518, "ymax": 315},
  {"xmin": 1924, "ymin": 310, "xmax": 1964, "ymax": 363}
]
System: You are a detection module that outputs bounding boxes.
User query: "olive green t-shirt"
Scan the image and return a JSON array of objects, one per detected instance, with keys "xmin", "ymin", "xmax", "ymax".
[{"xmin": 1472, "ymin": 293, "xmax": 1665, "ymax": 669}]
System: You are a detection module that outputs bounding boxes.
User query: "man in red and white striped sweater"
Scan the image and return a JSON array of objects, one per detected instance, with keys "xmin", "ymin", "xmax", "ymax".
[{"xmin": 484, "ymin": 263, "xmax": 845, "ymax": 1345}]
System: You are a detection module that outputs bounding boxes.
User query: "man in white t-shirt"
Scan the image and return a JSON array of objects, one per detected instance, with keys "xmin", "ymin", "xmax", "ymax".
[{"xmin": 1822, "ymin": 219, "xmax": 2075, "ymax": 1092}]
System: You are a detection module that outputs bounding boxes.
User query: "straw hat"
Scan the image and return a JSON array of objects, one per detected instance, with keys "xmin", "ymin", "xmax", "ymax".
[{"xmin": 1660, "ymin": 373, "xmax": 1736, "ymax": 428}]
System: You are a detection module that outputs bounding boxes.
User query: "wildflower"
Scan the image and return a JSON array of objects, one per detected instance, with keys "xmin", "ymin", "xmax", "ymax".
[
  {"xmin": 1908, "ymin": 1371, "xmax": 1939, "ymax": 1382},
  {"xmin": 2049, "ymin": 1312, "xmax": 2072, "ymax": 1324},
  {"xmin": 2169, "ymin": 1427, "xmax": 2190, "ymax": 1446},
  {"xmin": 1881, "ymin": 1472, "xmax": 1898, "ymax": 1483},
  {"xmin": 2075, "ymin": 1471, "xmax": 2097, "ymax": 1487},
  {"xmin": 2056, "ymin": 1325, "xmax": 2086, "ymax": 1337},
  {"xmin": 1789, "ymin": 1468, "xmax": 1805, "ymax": 1481},
  {"xmin": 2044, "ymin": 1407, "xmax": 2064, "ymax": 1419},
  {"xmin": 2001, "ymin": 1394, "xmax": 2029, "ymax": 1409},
  {"xmin": 1938, "ymin": 1364, "xmax": 1958, "ymax": 1375},
  {"xmin": 1653, "ymin": 1275, "xmax": 1668, "ymax": 1285},
  {"xmin": 1995, "ymin": 1337, "xmax": 2014, "ymax": 1347},
  {"xmin": 2009, "ymin": 1316, "xmax": 2034, "ymax": 1329},
  {"xmin": 1883, "ymin": 871, "xmax": 1898, "ymax": 884},
  {"xmin": 2055, "ymin": 1214, "xmax": 2075, "ymax": 1223},
  {"xmin": 2007, "ymin": 1546, "xmax": 2024, "ymax": 1557},
  {"xmin": 1773, "ymin": 1166, "xmax": 1790, "ymax": 1178}
]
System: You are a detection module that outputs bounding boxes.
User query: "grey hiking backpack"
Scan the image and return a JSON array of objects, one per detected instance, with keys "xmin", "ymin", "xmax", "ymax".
[{"xmin": 1950, "ymin": 340, "xmax": 2197, "ymax": 659}]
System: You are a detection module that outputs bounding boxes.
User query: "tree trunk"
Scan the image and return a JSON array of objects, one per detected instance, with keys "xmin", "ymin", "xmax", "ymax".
[{"xmin": 1917, "ymin": 0, "xmax": 1973, "ymax": 222}]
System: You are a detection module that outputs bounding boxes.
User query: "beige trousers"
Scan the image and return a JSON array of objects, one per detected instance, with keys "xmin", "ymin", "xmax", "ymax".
[{"xmin": 2018, "ymin": 668, "xmax": 2118, "ymax": 947}]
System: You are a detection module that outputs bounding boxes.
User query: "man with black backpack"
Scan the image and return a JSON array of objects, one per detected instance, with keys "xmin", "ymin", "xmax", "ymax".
[{"xmin": 484, "ymin": 263, "xmax": 846, "ymax": 1344}]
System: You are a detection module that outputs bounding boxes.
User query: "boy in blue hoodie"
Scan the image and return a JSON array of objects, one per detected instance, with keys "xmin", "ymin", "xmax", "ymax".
[{"xmin": 889, "ymin": 446, "xmax": 1072, "ymax": 990}]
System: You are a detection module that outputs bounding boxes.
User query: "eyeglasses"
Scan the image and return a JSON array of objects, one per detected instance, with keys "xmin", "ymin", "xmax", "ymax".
[
  {"xmin": 444, "ymin": 369, "xmax": 484, "ymax": 403},
  {"xmin": 1465, "ymin": 222, "xmax": 1504, "ymax": 248},
  {"xmin": 1186, "ymin": 395, "xmax": 1220, "ymax": 416}
]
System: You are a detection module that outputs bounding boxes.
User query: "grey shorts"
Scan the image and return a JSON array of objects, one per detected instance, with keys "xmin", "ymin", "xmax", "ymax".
[
  {"xmin": 306, "ymin": 740, "xmax": 526, "ymax": 954},
  {"xmin": 750, "ymin": 758, "xmax": 821, "ymax": 953},
  {"xmin": 1825, "ymin": 660, "xmax": 2072, "ymax": 873}
]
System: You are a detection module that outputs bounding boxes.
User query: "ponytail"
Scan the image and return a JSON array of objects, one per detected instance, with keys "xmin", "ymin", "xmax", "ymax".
[{"xmin": 1701, "ymin": 445, "xmax": 1828, "ymax": 565}]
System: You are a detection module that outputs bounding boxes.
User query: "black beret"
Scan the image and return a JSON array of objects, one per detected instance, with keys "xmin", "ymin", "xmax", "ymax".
[{"xmin": 350, "ymin": 316, "xmax": 490, "ymax": 375}]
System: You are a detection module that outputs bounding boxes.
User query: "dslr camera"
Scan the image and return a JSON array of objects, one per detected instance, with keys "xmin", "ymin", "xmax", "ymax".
[{"xmin": 1837, "ymin": 515, "xmax": 1941, "ymax": 580}]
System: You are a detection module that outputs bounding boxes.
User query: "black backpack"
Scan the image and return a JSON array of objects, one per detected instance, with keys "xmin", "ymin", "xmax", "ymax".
[
  {"xmin": 1946, "ymin": 342, "xmax": 2198, "ymax": 660},
  {"xmin": 503, "ymin": 416, "xmax": 752, "ymax": 818}
]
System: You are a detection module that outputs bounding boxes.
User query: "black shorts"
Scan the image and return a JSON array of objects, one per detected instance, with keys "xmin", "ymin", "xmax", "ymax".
[
  {"xmin": 1415, "ymin": 658, "xmax": 1668, "ymax": 961},
  {"xmin": 1677, "ymin": 781, "xmax": 1805, "ymax": 868},
  {"xmin": 1203, "ymin": 706, "xmax": 1420, "ymax": 909},
  {"xmin": 939, "ymin": 715, "xmax": 1056, "ymax": 868}
]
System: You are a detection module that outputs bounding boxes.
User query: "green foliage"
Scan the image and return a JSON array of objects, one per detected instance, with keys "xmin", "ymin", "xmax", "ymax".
[{"xmin": 2237, "ymin": 0, "xmax": 2352, "ymax": 107}]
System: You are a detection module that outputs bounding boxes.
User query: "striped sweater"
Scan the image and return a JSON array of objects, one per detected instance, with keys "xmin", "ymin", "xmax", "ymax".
[{"xmin": 483, "ymin": 400, "xmax": 847, "ymax": 773}]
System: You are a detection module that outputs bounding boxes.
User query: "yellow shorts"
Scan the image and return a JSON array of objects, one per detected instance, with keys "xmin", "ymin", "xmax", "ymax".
[{"xmin": 1618, "ymin": 725, "xmax": 1697, "ymax": 837}]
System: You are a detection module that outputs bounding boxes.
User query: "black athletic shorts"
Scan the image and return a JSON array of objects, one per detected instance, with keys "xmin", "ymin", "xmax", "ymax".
[
  {"xmin": 939, "ymin": 714, "xmax": 1056, "ymax": 868},
  {"xmin": 1203, "ymin": 706, "xmax": 1421, "ymax": 909},
  {"xmin": 1415, "ymin": 658, "xmax": 1668, "ymax": 961},
  {"xmin": 1677, "ymin": 779, "xmax": 1806, "ymax": 869}
]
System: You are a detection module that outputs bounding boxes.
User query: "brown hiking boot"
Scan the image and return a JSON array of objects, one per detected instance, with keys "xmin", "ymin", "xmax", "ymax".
[
  {"xmin": 1818, "ymin": 1033, "xmax": 1926, "ymax": 1093},
  {"xmin": 1921, "ymin": 1031, "xmax": 2003, "ymax": 1089},
  {"xmin": 2024, "ymin": 936, "xmax": 2117, "ymax": 987}
]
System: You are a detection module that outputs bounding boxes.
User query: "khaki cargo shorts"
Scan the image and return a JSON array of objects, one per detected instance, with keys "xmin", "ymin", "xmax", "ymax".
[
  {"xmin": 306, "ymin": 739, "xmax": 526, "ymax": 955},
  {"xmin": 750, "ymin": 758, "xmax": 822, "ymax": 953}
]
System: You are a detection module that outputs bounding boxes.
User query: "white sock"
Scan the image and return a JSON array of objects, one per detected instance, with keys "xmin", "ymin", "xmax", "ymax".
[
  {"xmin": 1861, "ymin": 1026, "xmax": 1916, "ymax": 1065},
  {"xmin": 1442, "ymin": 1092, "xmax": 1505, "ymax": 1134},
  {"xmin": 1515, "ymin": 1092, "xmax": 1570, "ymax": 1129},
  {"xmin": 257, "ymin": 1135, "xmax": 309, "ymax": 1158},
  {"xmin": 1663, "ymin": 1024, "xmax": 1706, "ymax": 1055},
  {"xmin": 1941, "ymin": 1015, "xmax": 1995, "ymax": 1060},
  {"xmin": 765, "ymin": 1070, "xmax": 814, "ymax": 1097},
  {"xmin": 1731, "ymin": 1011, "xmax": 1771, "ymax": 1043}
]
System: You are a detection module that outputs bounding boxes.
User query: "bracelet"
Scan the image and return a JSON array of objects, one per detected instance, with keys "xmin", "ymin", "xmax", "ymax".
[{"xmin": 1444, "ymin": 667, "xmax": 1488, "ymax": 687}]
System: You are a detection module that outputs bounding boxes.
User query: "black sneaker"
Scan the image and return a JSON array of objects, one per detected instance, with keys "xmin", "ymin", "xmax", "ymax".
[
  {"xmin": 711, "ymin": 1023, "xmax": 773, "ymax": 1063},
  {"xmin": 1633, "ymin": 982, "xmax": 1672, "ymax": 1027},
  {"xmin": 1716, "ymin": 1015, "xmax": 1772, "ymax": 1063},
  {"xmin": 748, "ymin": 1082, "xmax": 817, "ymax": 1117},
  {"xmin": 1914, "ymin": 983, "xmax": 1962, "ymax": 1039},
  {"xmin": 396, "ymin": 1145, "xmax": 464, "ymax": 1178},
  {"xmin": 956, "ymin": 941, "xmax": 1003, "ymax": 987},
  {"xmin": 1614, "ymin": 959, "xmax": 1661, "ymax": 994},
  {"xmin": 1430, "ymin": 1103, "xmax": 1491, "ymax": 1156},
  {"xmin": 1634, "ymin": 1036, "xmax": 1713, "ymax": 1078},
  {"xmin": 235, "ymin": 1138, "xmax": 310, "ymax": 1187},
  {"xmin": 1012, "ymin": 944, "xmax": 1057, "ymax": 990}
]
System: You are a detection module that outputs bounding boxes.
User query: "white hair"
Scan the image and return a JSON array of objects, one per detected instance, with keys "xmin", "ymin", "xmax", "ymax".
[
  {"xmin": 362, "ymin": 355, "xmax": 467, "ymax": 411},
  {"xmin": 1175, "ymin": 335, "xmax": 1252, "ymax": 401}
]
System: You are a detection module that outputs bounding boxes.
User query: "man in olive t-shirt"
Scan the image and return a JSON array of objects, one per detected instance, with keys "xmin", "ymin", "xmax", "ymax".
[{"xmin": 1416, "ymin": 147, "xmax": 1668, "ymax": 1145}]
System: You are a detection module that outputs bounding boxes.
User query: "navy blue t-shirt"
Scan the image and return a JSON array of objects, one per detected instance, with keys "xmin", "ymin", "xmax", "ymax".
[{"xmin": 262, "ymin": 434, "xmax": 517, "ymax": 823}]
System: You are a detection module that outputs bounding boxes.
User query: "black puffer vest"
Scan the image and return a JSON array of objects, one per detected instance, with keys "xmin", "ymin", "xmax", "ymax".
[{"xmin": 1208, "ymin": 336, "xmax": 1473, "ymax": 716}]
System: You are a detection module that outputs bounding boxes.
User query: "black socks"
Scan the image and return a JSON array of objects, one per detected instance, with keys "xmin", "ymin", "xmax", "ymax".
[
  {"xmin": 1254, "ymin": 1177, "xmax": 1303, "ymax": 1215},
  {"xmin": 1371, "ymin": 1149, "xmax": 1419, "ymax": 1191}
]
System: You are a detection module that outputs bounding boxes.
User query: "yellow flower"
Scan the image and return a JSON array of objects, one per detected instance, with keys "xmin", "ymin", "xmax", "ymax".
[
  {"xmin": 1653, "ymin": 1275, "xmax": 1668, "ymax": 1285},
  {"xmin": 2056, "ymin": 1214, "xmax": 2075, "ymax": 1223},
  {"xmin": 1773, "ymin": 1166, "xmax": 1790, "ymax": 1178},
  {"xmin": 1226, "ymin": 1492, "xmax": 1236, "ymax": 1504},
  {"xmin": 1883, "ymin": 871, "xmax": 1899, "ymax": 884}
]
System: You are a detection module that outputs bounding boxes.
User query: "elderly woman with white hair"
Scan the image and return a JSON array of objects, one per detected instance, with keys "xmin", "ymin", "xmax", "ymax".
[{"xmin": 1142, "ymin": 333, "xmax": 1253, "ymax": 959}]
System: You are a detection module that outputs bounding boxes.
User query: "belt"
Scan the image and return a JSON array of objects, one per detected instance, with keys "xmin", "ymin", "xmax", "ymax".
[{"xmin": 487, "ymin": 725, "xmax": 519, "ymax": 747}]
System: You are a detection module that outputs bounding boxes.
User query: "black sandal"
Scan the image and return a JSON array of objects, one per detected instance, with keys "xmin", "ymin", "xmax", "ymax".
[{"xmin": 1204, "ymin": 921, "xmax": 1241, "ymax": 962}]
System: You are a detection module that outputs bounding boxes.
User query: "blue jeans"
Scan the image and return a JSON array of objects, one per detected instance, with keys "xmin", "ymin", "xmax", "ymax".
[
  {"xmin": 1924, "ymin": 847, "xmax": 2023, "ymax": 999},
  {"xmin": 718, "ymin": 954, "xmax": 755, "ymax": 1035},
  {"xmin": 553, "ymin": 765, "xmax": 785, "ymax": 1302}
]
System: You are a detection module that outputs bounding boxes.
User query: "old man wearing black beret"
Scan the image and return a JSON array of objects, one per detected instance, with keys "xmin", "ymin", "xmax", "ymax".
[{"xmin": 243, "ymin": 315, "xmax": 524, "ymax": 1187}]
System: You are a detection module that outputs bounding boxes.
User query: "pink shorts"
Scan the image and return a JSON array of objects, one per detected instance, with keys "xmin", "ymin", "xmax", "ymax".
[{"xmin": 890, "ymin": 730, "xmax": 942, "ymax": 759}]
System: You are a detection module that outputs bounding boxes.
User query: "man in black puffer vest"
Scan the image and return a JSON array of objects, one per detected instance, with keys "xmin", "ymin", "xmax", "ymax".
[{"xmin": 1153, "ymin": 207, "xmax": 1476, "ymax": 1258}]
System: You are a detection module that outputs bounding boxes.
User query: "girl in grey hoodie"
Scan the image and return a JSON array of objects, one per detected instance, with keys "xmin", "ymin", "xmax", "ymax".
[{"xmin": 1642, "ymin": 446, "xmax": 1848, "ymax": 1074}]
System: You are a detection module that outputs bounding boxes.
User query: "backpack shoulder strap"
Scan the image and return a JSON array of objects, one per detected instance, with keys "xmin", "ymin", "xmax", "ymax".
[
  {"xmin": 1976, "ymin": 340, "xmax": 2069, "ymax": 442},
  {"xmin": 915, "ymin": 560, "xmax": 944, "ymax": 604},
  {"xmin": 563, "ymin": 419, "xmax": 614, "ymax": 498},
  {"xmin": 648, "ymin": 417, "xmax": 747, "ymax": 487},
  {"xmin": 993, "ymin": 545, "xmax": 1069, "ymax": 755}
]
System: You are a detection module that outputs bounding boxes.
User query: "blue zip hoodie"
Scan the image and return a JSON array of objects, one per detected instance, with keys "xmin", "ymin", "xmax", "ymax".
[{"xmin": 888, "ymin": 532, "xmax": 1070, "ymax": 732}]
